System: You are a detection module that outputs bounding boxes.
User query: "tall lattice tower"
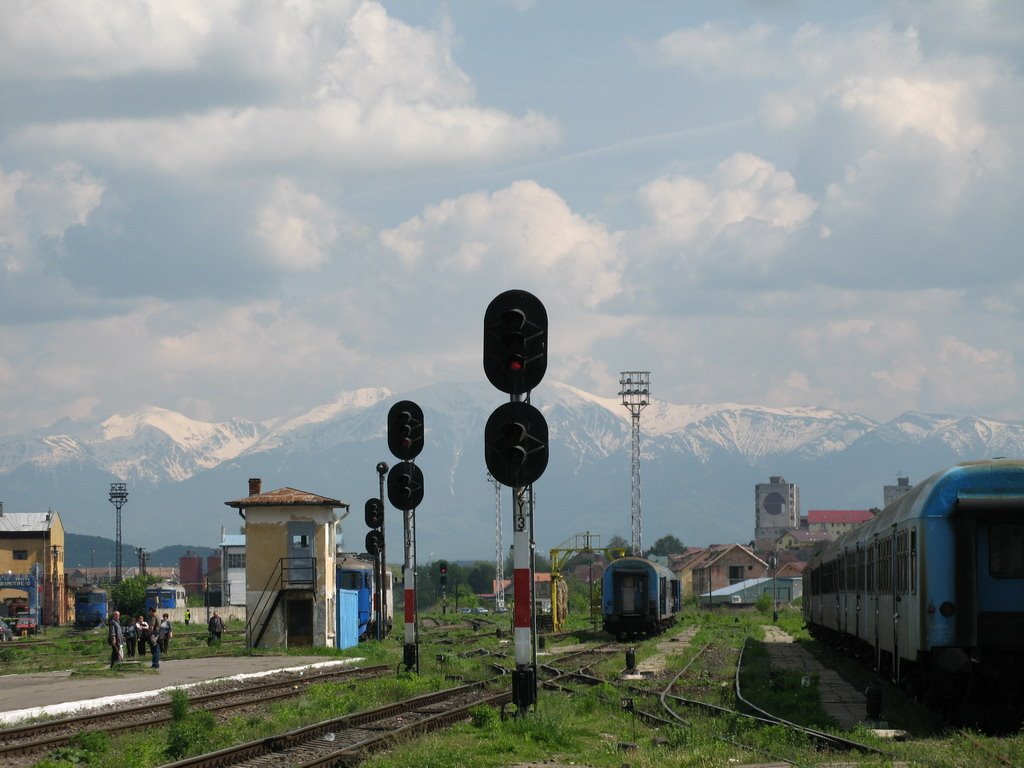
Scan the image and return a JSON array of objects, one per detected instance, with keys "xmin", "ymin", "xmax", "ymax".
[
  {"xmin": 619, "ymin": 371, "xmax": 650, "ymax": 556},
  {"xmin": 109, "ymin": 483, "xmax": 128, "ymax": 583},
  {"xmin": 487, "ymin": 473, "xmax": 506, "ymax": 612}
]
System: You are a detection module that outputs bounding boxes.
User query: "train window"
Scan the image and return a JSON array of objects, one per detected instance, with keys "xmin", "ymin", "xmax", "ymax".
[
  {"xmin": 856, "ymin": 548, "xmax": 865, "ymax": 592},
  {"xmin": 989, "ymin": 524, "xmax": 1024, "ymax": 579},
  {"xmin": 866, "ymin": 546, "xmax": 874, "ymax": 593},
  {"xmin": 339, "ymin": 573, "xmax": 362, "ymax": 590},
  {"xmin": 910, "ymin": 530, "xmax": 917, "ymax": 594}
]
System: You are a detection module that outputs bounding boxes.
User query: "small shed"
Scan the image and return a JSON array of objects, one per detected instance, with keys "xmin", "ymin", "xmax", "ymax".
[{"xmin": 698, "ymin": 576, "xmax": 801, "ymax": 607}]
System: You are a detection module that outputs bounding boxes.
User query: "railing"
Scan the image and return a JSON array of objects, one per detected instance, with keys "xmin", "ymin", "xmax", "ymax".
[{"xmin": 246, "ymin": 557, "xmax": 317, "ymax": 649}]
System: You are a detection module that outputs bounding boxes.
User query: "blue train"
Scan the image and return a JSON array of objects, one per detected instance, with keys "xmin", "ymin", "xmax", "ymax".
[
  {"xmin": 145, "ymin": 580, "xmax": 188, "ymax": 611},
  {"xmin": 602, "ymin": 556, "xmax": 681, "ymax": 639},
  {"xmin": 74, "ymin": 583, "xmax": 108, "ymax": 629},
  {"xmin": 804, "ymin": 459, "xmax": 1024, "ymax": 726},
  {"xmin": 337, "ymin": 555, "xmax": 393, "ymax": 641}
]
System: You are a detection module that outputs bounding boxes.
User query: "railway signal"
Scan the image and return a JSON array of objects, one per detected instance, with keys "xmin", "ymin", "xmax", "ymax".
[
  {"xmin": 364, "ymin": 498, "xmax": 384, "ymax": 529},
  {"xmin": 484, "ymin": 401, "xmax": 549, "ymax": 488},
  {"xmin": 365, "ymin": 530, "xmax": 384, "ymax": 556},
  {"xmin": 482, "ymin": 289, "xmax": 549, "ymax": 716},
  {"xmin": 483, "ymin": 289, "xmax": 548, "ymax": 395},
  {"xmin": 384, "ymin": 402, "xmax": 425, "ymax": 674},
  {"xmin": 387, "ymin": 400, "xmax": 424, "ymax": 461},
  {"xmin": 387, "ymin": 461, "xmax": 424, "ymax": 511}
]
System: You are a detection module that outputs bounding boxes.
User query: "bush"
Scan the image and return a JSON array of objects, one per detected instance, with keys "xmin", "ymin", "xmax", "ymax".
[{"xmin": 166, "ymin": 710, "xmax": 216, "ymax": 759}]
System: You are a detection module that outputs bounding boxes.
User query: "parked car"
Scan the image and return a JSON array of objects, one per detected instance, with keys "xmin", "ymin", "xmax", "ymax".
[
  {"xmin": 473, "ymin": 607, "xmax": 489, "ymax": 614},
  {"xmin": 15, "ymin": 612, "xmax": 38, "ymax": 635}
]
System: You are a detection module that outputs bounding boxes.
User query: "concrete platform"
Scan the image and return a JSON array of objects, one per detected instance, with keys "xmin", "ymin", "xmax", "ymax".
[
  {"xmin": 761, "ymin": 625, "xmax": 866, "ymax": 730},
  {"xmin": 0, "ymin": 655, "xmax": 363, "ymax": 725}
]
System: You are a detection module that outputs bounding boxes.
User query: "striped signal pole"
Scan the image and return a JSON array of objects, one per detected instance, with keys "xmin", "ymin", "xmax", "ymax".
[
  {"xmin": 511, "ymin": 486, "xmax": 535, "ymax": 710},
  {"xmin": 402, "ymin": 508, "xmax": 418, "ymax": 672}
]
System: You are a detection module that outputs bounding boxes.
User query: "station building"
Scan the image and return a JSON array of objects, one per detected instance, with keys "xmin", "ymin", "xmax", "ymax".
[
  {"xmin": 0, "ymin": 504, "xmax": 67, "ymax": 625},
  {"xmin": 225, "ymin": 478, "xmax": 348, "ymax": 649}
]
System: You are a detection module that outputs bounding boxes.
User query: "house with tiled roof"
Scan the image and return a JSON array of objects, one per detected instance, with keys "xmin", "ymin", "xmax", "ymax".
[
  {"xmin": 669, "ymin": 543, "xmax": 767, "ymax": 598},
  {"xmin": 225, "ymin": 478, "xmax": 349, "ymax": 650},
  {"xmin": 806, "ymin": 509, "xmax": 875, "ymax": 538},
  {"xmin": 0, "ymin": 504, "xmax": 67, "ymax": 625}
]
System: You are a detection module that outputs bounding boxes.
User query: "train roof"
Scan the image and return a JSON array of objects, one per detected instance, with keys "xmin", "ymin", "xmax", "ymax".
[
  {"xmin": 810, "ymin": 459, "xmax": 1024, "ymax": 564},
  {"xmin": 604, "ymin": 555, "xmax": 676, "ymax": 580}
]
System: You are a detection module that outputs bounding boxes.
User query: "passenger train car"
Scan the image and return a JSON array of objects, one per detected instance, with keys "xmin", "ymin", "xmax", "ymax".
[
  {"xmin": 337, "ymin": 554, "xmax": 394, "ymax": 640},
  {"xmin": 145, "ymin": 580, "xmax": 188, "ymax": 611},
  {"xmin": 74, "ymin": 583, "xmax": 108, "ymax": 629},
  {"xmin": 602, "ymin": 556, "xmax": 681, "ymax": 639},
  {"xmin": 803, "ymin": 459, "xmax": 1024, "ymax": 723}
]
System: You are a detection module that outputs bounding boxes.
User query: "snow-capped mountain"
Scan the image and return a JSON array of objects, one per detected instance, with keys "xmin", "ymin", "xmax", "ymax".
[{"xmin": 1, "ymin": 381, "xmax": 1022, "ymax": 559}]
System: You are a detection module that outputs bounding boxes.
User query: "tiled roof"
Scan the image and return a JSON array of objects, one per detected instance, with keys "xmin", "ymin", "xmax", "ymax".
[
  {"xmin": 225, "ymin": 487, "xmax": 346, "ymax": 508},
  {"xmin": 807, "ymin": 509, "xmax": 874, "ymax": 524}
]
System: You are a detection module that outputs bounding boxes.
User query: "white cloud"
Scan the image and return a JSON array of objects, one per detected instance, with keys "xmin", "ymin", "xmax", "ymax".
[
  {"xmin": 629, "ymin": 152, "xmax": 816, "ymax": 286},
  {"xmin": 0, "ymin": 0, "xmax": 359, "ymax": 83},
  {"xmin": 254, "ymin": 179, "xmax": 341, "ymax": 272},
  {"xmin": 13, "ymin": 2, "xmax": 559, "ymax": 175},
  {"xmin": 651, "ymin": 21, "xmax": 782, "ymax": 77},
  {"xmin": 0, "ymin": 164, "xmax": 104, "ymax": 273},
  {"xmin": 380, "ymin": 180, "xmax": 622, "ymax": 309}
]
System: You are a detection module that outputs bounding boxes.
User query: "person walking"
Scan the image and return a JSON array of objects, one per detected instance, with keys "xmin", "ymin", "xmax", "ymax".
[
  {"xmin": 184, "ymin": 608, "xmax": 191, "ymax": 626},
  {"xmin": 136, "ymin": 614, "xmax": 149, "ymax": 657},
  {"xmin": 207, "ymin": 611, "xmax": 224, "ymax": 645},
  {"xmin": 159, "ymin": 613, "xmax": 172, "ymax": 654},
  {"xmin": 108, "ymin": 611, "xmax": 123, "ymax": 668}
]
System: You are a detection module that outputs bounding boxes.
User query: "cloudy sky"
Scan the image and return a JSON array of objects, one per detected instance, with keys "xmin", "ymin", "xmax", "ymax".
[{"xmin": 2, "ymin": 0, "xmax": 1023, "ymax": 436}]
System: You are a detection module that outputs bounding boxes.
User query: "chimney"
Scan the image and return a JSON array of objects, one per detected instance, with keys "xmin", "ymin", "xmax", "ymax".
[
  {"xmin": 248, "ymin": 478, "xmax": 262, "ymax": 496},
  {"xmin": 0, "ymin": 501, "xmax": 4, "ymax": 515},
  {"xmin": 898, "ymin": 477, "xmax": 909, "ymax": 487}
]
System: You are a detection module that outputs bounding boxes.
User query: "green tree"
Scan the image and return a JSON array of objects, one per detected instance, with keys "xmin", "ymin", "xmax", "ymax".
[
  {"xmin": 606, "ymin": 535, "xmax": 629, "ymax": 554},
  {"xmin": 647, "ymin": 534, "xmax": 686, "ymax": 556},
  {"xmin": 110, "ymin": 574, "xmax": 159, "ymax": 618}
]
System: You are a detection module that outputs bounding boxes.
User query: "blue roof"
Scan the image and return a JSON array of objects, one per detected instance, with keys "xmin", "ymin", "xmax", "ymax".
[{"xmin": 221, "ymin": 534, "xmax": 246, "ymax": 546}]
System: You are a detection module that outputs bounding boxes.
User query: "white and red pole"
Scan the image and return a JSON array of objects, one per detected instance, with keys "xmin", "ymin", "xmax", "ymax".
[
  {"xmin": 403, "ymin": 507, "xmax": 418, "ymax": 672},
  {"xmin": 511, "ymin": 486, "xmax": 535, "ymax": 711}
]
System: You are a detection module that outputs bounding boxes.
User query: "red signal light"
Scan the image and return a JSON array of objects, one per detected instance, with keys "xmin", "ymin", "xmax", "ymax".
[{"xmin": 508, "ymin": 356, "xmax": 525, "ymax": 373}]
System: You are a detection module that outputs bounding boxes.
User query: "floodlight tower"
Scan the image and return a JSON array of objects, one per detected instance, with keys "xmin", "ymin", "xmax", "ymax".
[
  {"xmin": 619, "ymin": 372, "xmax": 650, "ymax": 556},
  {"xmin": 487, "ymin": 473, "xmax": 506, "ymax": 613},
  {"xmin": 109, "ymin": 483, "xmax": 128, "ymax": 583}
]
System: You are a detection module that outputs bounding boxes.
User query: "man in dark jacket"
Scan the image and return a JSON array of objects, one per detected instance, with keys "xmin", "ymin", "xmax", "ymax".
[
  {"xmin": 207, "ymin": 612, "xmax": 224, "ymax": 645},
  {"xmin": 108, "ymin": 611, "xmax": 123, "ymax": 668}
]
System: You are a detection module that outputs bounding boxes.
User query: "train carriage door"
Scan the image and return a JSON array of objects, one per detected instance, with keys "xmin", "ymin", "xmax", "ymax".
[
  {"xmin": 960, "ymin": 496, "xmax": 1024, "ymax": 652},
  {"xmin": 616, "ymin": 572, "xmax": 646, "ymax": 616}
]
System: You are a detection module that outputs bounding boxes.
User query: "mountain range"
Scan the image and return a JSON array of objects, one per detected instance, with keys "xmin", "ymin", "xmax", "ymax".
[{"xmin": 1, "ymin": 381, "xmax": 1023, "ymax": 560}]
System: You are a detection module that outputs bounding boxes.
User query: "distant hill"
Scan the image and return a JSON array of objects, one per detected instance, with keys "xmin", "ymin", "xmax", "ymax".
[{"xmin": 65, "ymin": 532, "xmax": 216, "ymax": 569}]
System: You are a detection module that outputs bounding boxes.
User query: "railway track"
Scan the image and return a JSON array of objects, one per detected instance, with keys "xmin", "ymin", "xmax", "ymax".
[
  {"xmin": 161, "ymin": 681, "xmax": 509, "ymax": 767},
  {"xmin": 0, "ymin": 663, "xmax": 389, "ymax": 762}
]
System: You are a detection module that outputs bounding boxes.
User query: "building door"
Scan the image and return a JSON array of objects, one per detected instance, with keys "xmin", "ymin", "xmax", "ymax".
[{"xmin": 287, "ymin": 598, "xmax": 313, "ymax": 647}]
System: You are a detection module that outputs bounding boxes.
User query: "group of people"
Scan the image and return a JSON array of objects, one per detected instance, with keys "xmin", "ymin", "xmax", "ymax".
[
  {"xmin": 107, "ymin": 608, "xmax": 173, "ymax": 669},
  {"xmin": 108, "ymin": 609, "xmax": 226, "ymax": 669}
]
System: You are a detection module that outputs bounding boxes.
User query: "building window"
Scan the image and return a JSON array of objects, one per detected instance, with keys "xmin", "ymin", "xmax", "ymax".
[
  {"xmin": 227, "ymin": 553, "xmax": 246, "ymax": 569},
  {"xmin": 13, "ymin": 551, "xmax": 28, "ymax": 561},
  {"xmin": 728, "ymin": 565, "xmax": 744, "ymax": 583}
]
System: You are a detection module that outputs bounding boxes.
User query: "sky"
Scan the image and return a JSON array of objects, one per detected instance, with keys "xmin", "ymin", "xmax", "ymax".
[{"xmin": 2, "ymin": 0, "xmax": 1024, "ymax": 436}]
